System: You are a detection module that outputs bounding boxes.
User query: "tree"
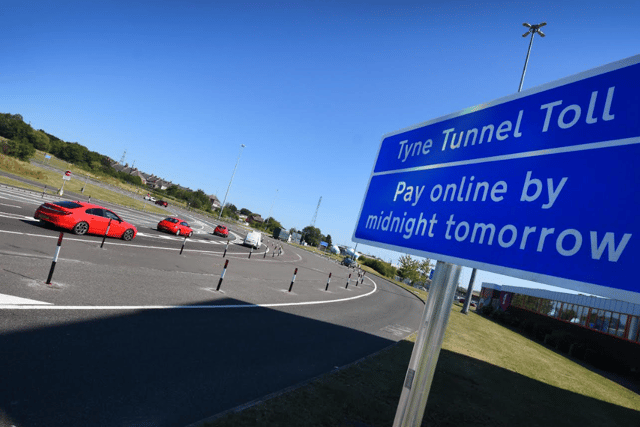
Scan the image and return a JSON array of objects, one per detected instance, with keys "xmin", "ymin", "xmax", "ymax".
[
  {"xmin": 301, "ymin": 225, "xmax": 322, "ymax": 246},
  {"xmin": 324, "ymin": 234, "xmax": 333, "ymax": 246},
  {"xmin": 31, "ymin": 131, "xmax": 50, "ymax": 151},
  {"xmin": 225, "ymin": 203, "xmax": 237, "ymax": 213},
  {"xmin": 289, "ymin": 227, "xmax": 298, "ymax": 234},
  {"xmin": 418, "ymin": 258, "xmax": 432, "ymax": 281},
  {"xmin": 262, "ymin": 217, "xmax": 282, "ymax": 232},
  {"xmin": 397, "ymin": 254, "xmax": 421, "ymax": 283},
  {"xmin": 239, "ymin": 208, "xmax": 252, "ymax": 216}
]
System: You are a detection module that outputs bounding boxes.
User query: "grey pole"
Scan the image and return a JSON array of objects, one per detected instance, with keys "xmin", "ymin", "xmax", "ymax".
[
  {"xmin": 218, "ymin": 144, "xmax": 245, "ymax": 220},
  {"xmin": 518, "ymin": 22, "xmax": 547, "ymax": 92},
  {"xmin": 461, "ymin": 267, "xmax": 477, "ymax": 314},
  {"xmin": 393, "ymin": 261, "xmax": 462, "ymax": 427},
  {"xmin": 518, "ymin": 31, "xmax": 535, "ymax": 92}
]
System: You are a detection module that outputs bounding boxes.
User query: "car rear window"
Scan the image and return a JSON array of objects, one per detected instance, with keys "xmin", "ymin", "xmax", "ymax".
[{"xmin": 54, "ymin": 201, "xmax": 84, "ymax": 209}]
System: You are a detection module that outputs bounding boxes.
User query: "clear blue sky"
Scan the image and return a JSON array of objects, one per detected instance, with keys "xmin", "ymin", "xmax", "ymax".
[{"xmin": 2, "ymin": 1, "xmax": 638, "ymax": 291}]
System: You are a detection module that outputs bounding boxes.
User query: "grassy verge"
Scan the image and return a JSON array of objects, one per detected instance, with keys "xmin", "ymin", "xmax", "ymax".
[
  {"xmin": 201, "ymin": 302, "xmax": 639, "ymax": 427},
  {"xmin": 0, "ymin": 154, "xmax": 167, "ymax": 215}
]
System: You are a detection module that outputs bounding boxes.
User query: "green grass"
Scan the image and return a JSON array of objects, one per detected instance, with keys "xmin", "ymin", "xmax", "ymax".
[
  {"xmin": 0, "ymin": 175, "xmax": 43, "ymax": 192},
  {"xmin": 0, "ymin": 154, "xmax": 168, "ymax": 215},
  {"xmin": 201, "ymin": 301, "xmax": 639, "ymax": 427}
]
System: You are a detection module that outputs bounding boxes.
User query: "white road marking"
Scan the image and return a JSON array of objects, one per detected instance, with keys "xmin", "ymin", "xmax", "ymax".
[
  {"xmin": 0, "ymin": 202, "xmax": 21, "ymax": 208},
  {"xmin": 0, "ymin": 278, "xmax": 377, "ymax": 310},
  {"xmin": 380, "ymin": 324, "xmax": 413, "ymax": 337},
  {"xmin": 0, "ymin": 293, "xmax": 52, "ymax": 305},
  {"xmin": 0, "ymin": 212, "xmax": 33, "ymax": 220}
]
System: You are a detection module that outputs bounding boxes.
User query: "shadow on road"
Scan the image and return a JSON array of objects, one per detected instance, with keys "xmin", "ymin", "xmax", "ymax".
[{"xmin": 0, "ymin": 298, "xmax": 393, "ymax": 427}]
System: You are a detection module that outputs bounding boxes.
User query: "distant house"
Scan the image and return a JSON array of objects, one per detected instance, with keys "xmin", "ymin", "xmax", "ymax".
[
  {"xmin": 209, "ymin": 195, "xmax": 221, "ymax": 209},
  {"xmin": 246, "ymin": 214, "xmax": 264, "ymax": 224}
]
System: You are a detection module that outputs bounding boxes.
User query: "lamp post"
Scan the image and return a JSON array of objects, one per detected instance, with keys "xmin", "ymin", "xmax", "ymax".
[
  {"xmin": 218, "ymin": 144, "xmax": 245, "ymax": 220},
  {"xmin": 267, "ymin": 189, "xmax": 278, "ymax": 223},
  {"xmin": 519, "ymin": 22, "xmax": 547, "ymax": 92}
]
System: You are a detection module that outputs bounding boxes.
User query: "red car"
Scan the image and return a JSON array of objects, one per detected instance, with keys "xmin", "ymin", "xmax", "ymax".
[
  {"xmin": 157, "ymin": 217, "xmax": 193, "ymax": 237},
  {"xmin": 213, "ymin": 224, "xmax": 229, "ymax": 237},
  {"xmin": 34, "ymin": 200, "xmax": 137, "ymax": 241},
  {"xmin": 155, "ymin": 200, "xmax": 168, "ymax": 207}
]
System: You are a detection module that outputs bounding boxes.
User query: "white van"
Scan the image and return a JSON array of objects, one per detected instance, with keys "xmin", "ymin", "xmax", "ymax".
[{"xmin": 243, "ymin": 231, "xmax": 262, "ymax": 249}]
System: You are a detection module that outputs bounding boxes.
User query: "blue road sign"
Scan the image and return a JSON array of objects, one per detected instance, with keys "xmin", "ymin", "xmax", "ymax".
[{"xmin": 354, "ymin": 55, "xmax": 640, "ymax": 303}]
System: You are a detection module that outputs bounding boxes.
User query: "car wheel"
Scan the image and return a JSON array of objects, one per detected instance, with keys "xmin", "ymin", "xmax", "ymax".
[
  {"xmin": 175, "ymin": 229, "xmax": 181, "ymax": 236},
  {"xmin": 187, "ymin": 231, "xmax": 193, "ymax": 238},
  {"xmin": 73, "ymin": 221, "xmax": 89, "ymax": 235},
  {"xmin": 122, "ymin": 229, "xmax": 134, "ymax": 241}
]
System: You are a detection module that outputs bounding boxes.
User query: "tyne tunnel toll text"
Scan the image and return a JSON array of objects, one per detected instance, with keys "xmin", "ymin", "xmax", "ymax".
[{"xmin": 353, "ymin": 55, "xmax": 640, "ymax": 303}]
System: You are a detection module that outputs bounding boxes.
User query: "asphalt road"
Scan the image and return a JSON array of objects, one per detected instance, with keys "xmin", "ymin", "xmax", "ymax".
[{"xmin": 0, "ymin": 184, "xmax": 424, "ymax": 427}]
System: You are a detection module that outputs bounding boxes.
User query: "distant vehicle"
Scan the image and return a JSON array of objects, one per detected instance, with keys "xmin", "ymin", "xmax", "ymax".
[
  {"xmin": 155, "ymin": 200, "xmax": 168, "ymax": 207},
  {"xmin": 243, "ymin": 231, "xmax": 262, "ymax": 249},
  {"xmin": 157, "ymin": 217, "xmax": 193, "ymax": 237},
  {"xmin": 144, "ymin": 195, "xmax": 156, "ymax": 202},
  {"xmin": 213, "ymin": 224, "xmax": 229, "ymax": 237},
  {"xmin": 329, "ymin": 245, "xmax": 340, "ymax": 254},
  {"xmin": 34, "ymin": 200, "xmax": 137, "ymax": 241},
  {"xmin": 272, "ymin": 227, "xmax": 289, "ymax": 241},
  {"xmin": 344, "ymin": 247, "xmax": 361, "ymax": 259},
  {"xmin": 458, "ymin": 298, "xmax": 477, "ymax": 308},
  {"xmin": 341, "ymin": 257, "xmax": 358, "ymax": 268}
]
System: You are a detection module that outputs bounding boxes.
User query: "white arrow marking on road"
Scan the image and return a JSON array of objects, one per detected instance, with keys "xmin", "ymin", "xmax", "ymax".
[{"xmin": 0, "ymin": 293, "xmax": 52, "ymax": 305}]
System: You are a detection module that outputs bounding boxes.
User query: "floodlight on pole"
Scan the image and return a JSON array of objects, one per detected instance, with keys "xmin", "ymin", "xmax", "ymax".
[
  {"xmin": 218, "ymin": 144, "xmax": 245, "ymax": 219},
  {"xmin": 518, "ymin": 22, "xmax": 547, "ymax": 92}
]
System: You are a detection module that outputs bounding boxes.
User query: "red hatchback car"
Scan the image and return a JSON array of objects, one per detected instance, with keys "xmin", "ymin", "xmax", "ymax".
[
  {"xmin": 213, "ymin": 224, "xmax": 229, "ymax": 237},
  {"xmin": 157, "ymin": 217, "xmax": 193, "ymax": 237},
  {"xmin": 34, "ymin": 200, "xmax": 137, "ymax": 240}
]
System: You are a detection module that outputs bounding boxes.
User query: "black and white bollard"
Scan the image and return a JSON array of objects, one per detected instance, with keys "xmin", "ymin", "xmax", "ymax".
[
  {"xmin": 216, "ymin": 259, "xmax": 229, "ymax": 291},
  {"xmin": 360, "ymin": 271, "xmax": 365, "ymax": 285},
  {"xmin": 345, "ymin": 273, "xmax": 351, "ymax": 289},
  {"xmin": 100, "ymin": 219, "xmax": 112, "ymax": 248},
  {"xmin": 180, "ymin": 235, "xmax": 188, "ymax": 255},
  {"xmin": 248, "ymin": 247, "xmax": 253, "ymax": 259},
  {"xmin": 46, "ymin": 232, "xmax": 64, "ymax": 285},
  {"xmin": 223, "ymin": 240, "xmax": 229, "ymax": 258},
  {"xmin": 264, "ymin": 249, "xmax": 267, "ymax": 258},
  {"xmin": 288, "ymin": 268, "xmax": 298, "ymax": 292},
  {"xmin": 42, "ymin": 185, "xmax": 46, "ymax": 198},
  {"xmin": 88, "ymin": 196, "xmax": 91, "ymax": 203},
  {"xmin": 325, "ymin": 272, "xmax": 332, "ymax": 291}
]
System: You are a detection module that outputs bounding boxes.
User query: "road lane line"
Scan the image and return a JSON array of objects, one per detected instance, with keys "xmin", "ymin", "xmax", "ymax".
[{"xmin": 0, "ymin": 278, "xmax": 377, "ymax": 310}]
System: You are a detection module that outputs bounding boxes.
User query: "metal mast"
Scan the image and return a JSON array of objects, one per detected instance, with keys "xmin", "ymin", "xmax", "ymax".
[{"xmin": 310, "ymin": 196, "xmax": 322, "ymax": 227}]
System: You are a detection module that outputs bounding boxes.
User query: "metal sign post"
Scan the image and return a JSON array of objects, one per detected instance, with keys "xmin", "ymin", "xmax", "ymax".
[
  {"xmin": 59, "ymin": 170, "xmax": 71, "ymax": 195},
  {"xmin": 393, "ymin": 261, "xmax": 461, "ymax": 427}
]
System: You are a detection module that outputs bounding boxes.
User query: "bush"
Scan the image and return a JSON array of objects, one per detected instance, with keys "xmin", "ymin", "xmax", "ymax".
[
  {"xmin": 544, "ymin": 333, "xmax": 558, "ymax": 347},
  {"xmin": 533, "ymin": 323, "xmax": 552, "ymax": 342},
  {"xmin": 359, "ymin": 257, "xmax": 397, "ymax": 278},
  {"xmin": 569, "ymin": 342, "xmax": 587, "ymax": 360},
  {"xmin": 480, "ymin": 304, "xmax": 495, "ymax": 316},
  {"xmin": 584, "ymin": 348, "xmax": 607, "ymax": 369}
]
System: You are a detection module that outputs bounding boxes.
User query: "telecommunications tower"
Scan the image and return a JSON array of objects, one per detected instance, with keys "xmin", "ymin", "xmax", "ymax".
[{"xmin": 310, "ymin": 196, "xmax": 322, "ymax": 227}]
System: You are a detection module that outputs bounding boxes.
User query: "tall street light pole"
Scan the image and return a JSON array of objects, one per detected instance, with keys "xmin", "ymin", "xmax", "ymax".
[
  {"xmin": 267, "ymin": 189, "xmax": 278, "ymax": 222},
  {"xmin": 463, "ymin": 21, "xmax": 549, "ymax": 315},
  {"xmin": 218, "ymin": 144, "xmax": 245, "ymax": 220},
  {"xmin": 519, "ymin": 22, "xmax": 547, "ymax": 92}
]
